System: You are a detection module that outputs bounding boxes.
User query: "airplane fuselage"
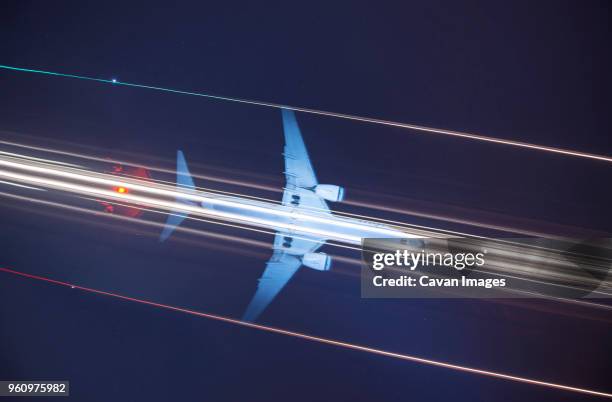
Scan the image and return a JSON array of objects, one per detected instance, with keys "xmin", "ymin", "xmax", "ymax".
[{"xmin": 203, "ymin": 192, "xmax": 422, "ymax": 245}]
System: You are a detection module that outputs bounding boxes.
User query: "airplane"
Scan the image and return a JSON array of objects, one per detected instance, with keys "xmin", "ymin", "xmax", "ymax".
[{"xmin": 160, "ymin": 109, "xmax": 423, "ymax": 322}]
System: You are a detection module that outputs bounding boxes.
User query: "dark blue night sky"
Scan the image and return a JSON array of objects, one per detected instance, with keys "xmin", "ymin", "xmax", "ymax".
[{"xmin": 1, "ymin": 2, "xmax": 611, "ymax": 401}]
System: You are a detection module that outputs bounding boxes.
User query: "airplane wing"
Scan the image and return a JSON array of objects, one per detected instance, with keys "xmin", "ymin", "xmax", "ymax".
[
  {"xmin": 282, "ymin": 108, "xmax": 318, "ymax": 189},
  {"xmin": 281, "ymin": 109, "xmax": 329, "ymax": 213},
  {"xmin": 242, "ymin": 232, "xmax": 324, "ymax": 322},
  {"xmin": 159, "ymin": 150, "xmax": 197, "ymax": 242},
  {"xmin": 242, "ymin": 110, "xmax": 331, "ymax": 322}
]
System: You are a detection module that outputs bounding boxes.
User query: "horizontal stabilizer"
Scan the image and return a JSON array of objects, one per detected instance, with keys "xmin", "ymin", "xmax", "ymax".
[
  {"xmin": 160, "ymin": 211, "xmax": 189, "ymax": 242},
  {"xmin": 176, "ymin": 150, "xmax": 196, "ymax": 191},
  {"xmin": 159, "ymin": 150, "xmax": 197, "ymax": 242}
]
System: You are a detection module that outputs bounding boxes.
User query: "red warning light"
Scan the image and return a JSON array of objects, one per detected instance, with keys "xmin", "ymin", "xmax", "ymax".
[{"xmin": 100, "ymin": 163, "xmax": 150, "ymax": 218}]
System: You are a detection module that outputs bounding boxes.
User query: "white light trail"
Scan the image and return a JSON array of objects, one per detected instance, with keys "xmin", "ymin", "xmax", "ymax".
[
  {"xmin": 0, "ymin": 167, "xmax": 361, "ymax": 243},
  {"xmin": 0, "ymin": 140, "xmax": 439, "ymax": 236},
  {"xmin": 0, "ymin": 179, "xmax": 45, "ymax": 191},
  {"xmin": 0, "ymin": 155, "xmax": 424, "ymax": 243}
]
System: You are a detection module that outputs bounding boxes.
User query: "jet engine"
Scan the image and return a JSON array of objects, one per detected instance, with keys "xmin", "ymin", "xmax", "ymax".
[
  {"xmin": 302, "ymin": 252, "xmax": 332, "ymax": 271},
  {"xmin": 314, "ymin": 184, "xmax": 345, "ymax": 202}
]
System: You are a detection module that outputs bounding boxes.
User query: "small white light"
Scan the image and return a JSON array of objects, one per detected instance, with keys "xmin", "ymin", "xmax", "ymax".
[{"xmin": 112, "ymin": 78, "xmax": 117, "ymax": 83}]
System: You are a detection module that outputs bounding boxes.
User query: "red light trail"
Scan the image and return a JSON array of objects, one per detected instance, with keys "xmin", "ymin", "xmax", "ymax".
[{"xmin": 1, "ymin": 266, "xmax": 610, "ymax": 399}]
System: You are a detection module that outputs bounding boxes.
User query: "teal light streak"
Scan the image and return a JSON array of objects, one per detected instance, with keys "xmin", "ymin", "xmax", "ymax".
[
  {"xmin": 0, "ymin": 64, "xmax": 286, "ymax": 110},
  {"xmin": 1, "ymin": 64, "xmax": 611, "ymax": 163}
]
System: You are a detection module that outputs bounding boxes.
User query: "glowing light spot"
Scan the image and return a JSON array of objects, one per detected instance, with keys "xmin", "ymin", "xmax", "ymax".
[
  {"xmin": 115, "ymin": 186, "xmax": 128, "ymax": 194},
  {"xmin": 111, "ymin": 78, "xmax": 117, "ymax": 83}
]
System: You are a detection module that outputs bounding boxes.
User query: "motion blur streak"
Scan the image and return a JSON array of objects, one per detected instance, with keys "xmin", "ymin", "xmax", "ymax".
[
  {"xmin": 0, "ymin": 190, "xmax": 360, "ymax": 255},
  {"xmin": 1, "ymin": 267, "xmax": 610, "ymax": 399},
  {"xmin": 84, "ymin": 197, "xmax": 360, "ymax": 253},
  {"xmin": 4, "ymin": 154, "xmax": 612, "ymax": 299},
  {"xmin": 0, "ymin": 156, "xmax": 419, "ymax": 242},
  {"xmin": 0, "ymin": 139, "xmax": 572, "ymax": 237},
  {"xmin": 0, "ymin": 138, "xmax": 532, "ymax": 241},
  {"xmin": 0, "ymin": 191, "xmax": 273, "ymax": 249},
  {"xmin": 5, "ymin": 190, "xmax": 612, "ymax": 310},
  {"xmin": 0, "ymin": 149, "xmax": 82, "ymax": 168},
  {"xmin": 1, "ymin": 64, "xmax": 610, "ymax": 163},
  {"xmin": 0, "ymin": 179, "xmax": 44, "ymax": 191}
]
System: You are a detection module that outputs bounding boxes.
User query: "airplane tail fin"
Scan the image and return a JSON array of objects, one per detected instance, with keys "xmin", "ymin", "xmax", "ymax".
[{"xmin": 159, "ymin": 150, "xmax": 196, "ymax": 242}]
